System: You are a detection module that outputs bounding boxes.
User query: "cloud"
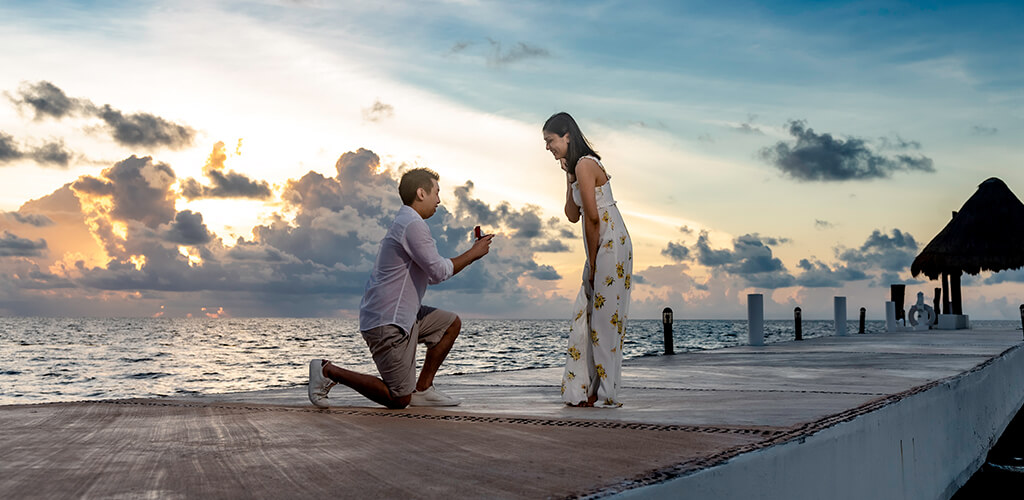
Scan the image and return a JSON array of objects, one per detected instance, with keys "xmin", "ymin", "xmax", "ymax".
[
  {"xmin": 692, "ymin": 231, "xmax": 795, "ymax": 288},
  {"xmin": 759, "ymin": 120, "xmax": 935, "ymax": 181},
  {"xmin": 970, "ymin": 125, "xmax": 998, "ymax": 137},
  {"xmin": 814, "ymin": 219, "xmax": 835, "ymax": 230},
  {"xmin": 730, "ymin": 114, "xmax": 764, "ymax": 135},
  {"xmin": 837, "ymin": 228, "xmax": 918, "ymax": 273},
  {"xmin": 794, "ymin": 258, "xmax": 868, "ymax": 288},
  {"xmin": 97, "ymin": 104, "xmax": 195, "ymax": 149},
  {"xmin": 533, "ymin": 239, "xmax": 570, "ymax": 252},
  {"xmin": 362, "ymin": 99, "xmax": 394, "ymax": 122},
  {"xmin": 2, "ymin": 211, "xmax": 55, "ymax": 227},
  {"xmin": 0, "ymin": 132, "xmax": 74, "ymax": 168},
  {"xmin": 983, "ymin": 268, "xmax": 1024, "ymax": 284},
  {"xmin": 6, "ymin": 81, "xmax": 91, "ymax": 120},
  {"xmin": 180, "ymin": 142, "xmax": 273, "ymax": 200},
  {"xmin": 0, "ymin": 231, "xmax": 47, "ymax": 257},
  {"xmin": 159, "ymin": 210, "xmax": 214, "ymax": 245},
  {"xmin": 5, "ymin": 81, "xmax": 196, "ymax": 150},
  {"xmin": 487, "ymin": 39, "xmax": 550, "ymax": 66},
  {"xmin": 528, "ymin": 264, "xmax": 561, "ymax": 280},
  {"xmin": 447, "ymin": 38, "xmax": 550, "ymax": 67},
  {"xmin": 661, "ymin": 241, "xmax": 690, "ymax": 262},
  {"xmin": 0, "ymin": 132, "xmax": 21, "ymax": 163}
]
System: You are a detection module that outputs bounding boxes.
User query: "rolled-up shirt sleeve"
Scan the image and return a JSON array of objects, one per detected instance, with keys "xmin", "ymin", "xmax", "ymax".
[{"xmin": 404, "ymin": 219, "xmax": 453, "ymax": 284}]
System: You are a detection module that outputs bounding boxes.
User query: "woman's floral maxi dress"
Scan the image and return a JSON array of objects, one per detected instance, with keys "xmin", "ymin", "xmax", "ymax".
[{"xmin": 562, "ymin": 156, "xmax": 632, "ymax": 407}]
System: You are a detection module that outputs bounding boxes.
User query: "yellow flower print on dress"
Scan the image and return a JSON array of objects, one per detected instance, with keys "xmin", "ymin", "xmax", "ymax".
[
  {"xmin": 616, "ymin": 262, "xmax": 624, "ymax": 278},
  {"xmin": 575, "ymin": 309, "xmax": 583, "ymax": 321},
  {"xmin": 604, "ymin": 239, "xmax": 614, "ymax": 250},
  {"xmin": 567, "ymin": 371, "xmax": 575, "ymax": 381},
  {"xmin": 602, "ymin": 211, "xmax": 609, "ymax": 223},
  {"xmin": 596, "ymin": 364, "xmax": 607, "ymax": 379},
  {"xmin": 624, "ymin": 275, "xmax": 631, "ymax": 289},
  {"xmin": 594, "ymin": 292, "xmax": 605, "ymax": 309},
  {"xmin": 620, "ymin": 235, "xmax": 626, "ymax": 245},
  {"xmin": 610, "ymin": 312, "xmax": 619, "ymax": 328},
  {"xmin": 568, "ymin": 346, "xmax": 581, "ymax": 361},
  {"xmin": 561, "ymin": 381, "xmax": 565, "ymax": 395},
  {"xmin": 590, "ymin": 328, "xmax": 599, "ymax": 345},
  {"xmin": 629, "ymin": 250, "xmax": 632, "ymax": 261},
  {"xmin": 604, "ymin": 275, "xmax": 615, "ymax": 287}
]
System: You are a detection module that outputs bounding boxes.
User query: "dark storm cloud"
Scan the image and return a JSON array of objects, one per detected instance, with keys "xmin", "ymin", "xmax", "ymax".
[
  {"xmin": 362, "ymin": 100, "xmax": 394, "ymax": 122},
  {"xmin": 2, "ymin": 211, "xmax": 55, "ymax": 227},
  {"xmin": 160, "ymin": 210, "xmax": 214, "ymax": 245},
  {"xmin": 0, "ymin": 231, "xmax": 47, "ymax": 257},
  {"xmin": 692, "ymin": 231, "xmax": 795, "ymax": 288},
  {"xmin": 6, "ymin": 81, "xmax": 90, "ymax": 120},
  {"xmin": 794, "ymin": 258, "xmax": 868, "ymax": 288},
  {"xmin": 73, "ymin": 155, "xmax": 177, "ymax": 228},
  {"xmin": 180, "ymin": 143, "xmax": 272, "ymax": 200},
  {"xmin": 28, "ymin": 139, "xmax": 73, "ymax": 167},
  {"xmin": 837, "ymin": 228, "xmax": 918, "ymax": 272},
  {"xmin": 6, "ymin": 81, "xmax": 195, "ymax": 150},
  {"xmin": 759, "ymin": 120, "xmax": 935, "ymax": 181},
  {"xmin": 98, "ymin": 105, "xmax": 195, "ymax": 149},
  {"xmin": 661, "ymin": 241, "xmax": 690, "ymax": 262},
  {"xmin": 0, "ymin": 132, "xmax": 22, "ymax": 162},
  {"xmin": 0, "ymin": 133, "xmax": 74, "ymax": 168}
]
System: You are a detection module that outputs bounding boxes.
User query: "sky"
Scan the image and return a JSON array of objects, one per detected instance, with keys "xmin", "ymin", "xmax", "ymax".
[{"xmin": 0, "ymin": 0, "xmax": 1021, "ymax": 320}]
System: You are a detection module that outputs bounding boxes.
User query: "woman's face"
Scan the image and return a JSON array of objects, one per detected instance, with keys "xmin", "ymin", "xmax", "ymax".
[{"xmin": 543, "ymin": 131, "xmax": 570, "ymax": 160}]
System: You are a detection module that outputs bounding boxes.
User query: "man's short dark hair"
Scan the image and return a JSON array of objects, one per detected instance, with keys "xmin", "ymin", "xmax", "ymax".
[{"xmin": 399, "ymin": 168, "xmax": 439, "ymax": 205}]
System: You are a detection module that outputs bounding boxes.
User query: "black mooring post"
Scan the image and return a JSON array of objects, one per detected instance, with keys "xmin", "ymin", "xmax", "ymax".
[
  {"xmin": 794, "ymin": 307, "xmax": 803, "ymax": 341},
  {"xmin": 662, "ymin": 307, "xmax": 674, "ymax": 355},
  {"xmin": 1019, "ymin": 305, "xmax": 1023, "ymax": 341},
  {"xmin": 859, "ymin": 307, "xmax": 866, "ymax": 334}
]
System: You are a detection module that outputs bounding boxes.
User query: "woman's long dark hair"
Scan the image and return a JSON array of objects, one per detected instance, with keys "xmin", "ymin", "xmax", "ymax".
[{"xmin": 543, "ymin": 112, "xmax": 599, "ymax": 177}]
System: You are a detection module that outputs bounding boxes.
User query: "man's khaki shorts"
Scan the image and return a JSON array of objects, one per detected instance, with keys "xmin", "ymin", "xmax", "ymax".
[{"xmin": 361, "ymin": 306, "xmax": 457, "ymax": 398}]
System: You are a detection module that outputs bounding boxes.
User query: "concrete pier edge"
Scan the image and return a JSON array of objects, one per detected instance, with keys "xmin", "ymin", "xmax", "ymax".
[{"xmin": 612, "ymin": 342, "xmax": 1024, "ymax": 499}]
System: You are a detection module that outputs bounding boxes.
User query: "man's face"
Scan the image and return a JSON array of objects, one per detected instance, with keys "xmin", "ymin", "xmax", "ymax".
[{"xmin": 420, "ymin": 179, "xmax": 441, "ymax": 218}]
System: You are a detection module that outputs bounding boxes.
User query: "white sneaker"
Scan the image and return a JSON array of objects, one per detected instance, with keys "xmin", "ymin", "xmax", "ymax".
[
  {"xmin": 308, "ymin": 359, "xmax": 335, "ymax": 408},
  {"xmin": 409, "ymin": 385, "xmax": 460, "ymax": 407}
]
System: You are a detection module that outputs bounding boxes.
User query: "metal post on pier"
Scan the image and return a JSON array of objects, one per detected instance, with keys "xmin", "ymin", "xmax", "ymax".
[
  {"xmin": 794, "ymin": 307, "xmax": 803, "ymax": 341},
  {"xmin": 859, "ymin": 307, "xmax": 866, "ymax": 334},
  {"xmin": 748, "ymin": 294, "xmax": 764, "ymax": 346},
  {"xmin": 662, "ymin": 307, "xmax": 674, "ymax": 355},
  {"xmin": 835, "ymin": 296, "xmax": 848, "ymax": 337},
  {"xmin": 1019, "ymin": 305, "xmax": 1023, "ymax": 340}
]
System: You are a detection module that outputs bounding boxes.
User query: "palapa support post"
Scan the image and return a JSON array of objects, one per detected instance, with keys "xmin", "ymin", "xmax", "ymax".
[
  {"xmin": 933, "ymin": 288, "xmax": 941, "ymax": 325},
  {"xmin": 794, "ymin": 307, "xmax": 802, "ymax": 341},
  {"xmin": 662, "ymin": 307, "xmax": 674, "ymax": 355},
  {"xmin": 951, "ymin": 272, "xmax": 963, "ymax": 315},
  {"xmin": 941, "ymin": 273, "xmax": 951, "ymax": 315},
  {"xmin": 1019, "ymin": 305, "xmax": 1023, "ymax": 340},
  {"xmin": 890, "ymin": 284, "xmax": 906, "ymax": 325},
  {"xmin": 859, "ymin": 307, "xmax": 866, "ymax": 334}
]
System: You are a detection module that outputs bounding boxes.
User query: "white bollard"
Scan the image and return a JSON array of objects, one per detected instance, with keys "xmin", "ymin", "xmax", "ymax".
[
  {"xmin": 885, "ymin": 301, "xmax": 897, "ymax": 333},
  {"xmin": 834, "ymin": 296, "xmax": 848, "ymax": 336},
  {"xmin": 748, "ymin": 294, "xmax": 764, "ymax": 346}
]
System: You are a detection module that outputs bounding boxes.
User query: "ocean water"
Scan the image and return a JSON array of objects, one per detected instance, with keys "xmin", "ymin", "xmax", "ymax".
[{"xmin": 0, "ymin": 317, "xmax": 1018, "ymax": 405}]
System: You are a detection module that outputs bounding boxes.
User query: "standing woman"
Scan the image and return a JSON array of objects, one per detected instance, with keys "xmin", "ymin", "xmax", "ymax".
[{"xmin": 543, "ymin": 112, "xmax": 633, "ymax": 407}]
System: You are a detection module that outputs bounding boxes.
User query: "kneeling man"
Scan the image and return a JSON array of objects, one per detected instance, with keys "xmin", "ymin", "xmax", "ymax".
[{"xmin": 309, "ymin": 168, "xmax": 493, "ymax": 409}]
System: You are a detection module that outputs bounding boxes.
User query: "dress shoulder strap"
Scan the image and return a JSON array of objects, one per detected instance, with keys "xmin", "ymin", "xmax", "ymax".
[{"xmin": 578, "ymin": 155, "xmax": 610, "ymax": 180}]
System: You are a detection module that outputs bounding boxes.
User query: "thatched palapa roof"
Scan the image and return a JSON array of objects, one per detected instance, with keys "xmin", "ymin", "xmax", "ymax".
[{"xmin": 911, "ymin": 177, "xmax": 1024, "ymax": 280}]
